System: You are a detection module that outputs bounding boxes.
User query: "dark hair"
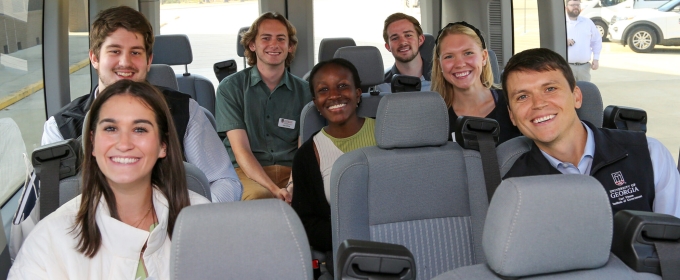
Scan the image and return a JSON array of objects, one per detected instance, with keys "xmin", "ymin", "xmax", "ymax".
[
  {"xmin": 383, "ymin": 13, "xmax": 423, "ymax": 44},
  {"xmin": 90, "ymin": 6, "xmax": 154, "ymax": 61},
  {"xmin": 501, "ymin": 48, "xmax": 576, "ymax": 102},
  {"xmin": 307, "ymin": 58, "xmax": 362, "ymax": 97},
  {"xmin": 75, "ymin": 80, "xmax": 190, "ymax": 258},
  {"xmin": 241, "ymin": 12, "xmax": 298, "ymax": 67}
]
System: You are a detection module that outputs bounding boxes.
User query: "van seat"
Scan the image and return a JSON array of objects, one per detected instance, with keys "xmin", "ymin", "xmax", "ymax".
[
  {"xmin": 433, "ymin": 175, "xmax": 660, "ymax": 280},
  {"xmin": 331, "ymin": 92, "xmax": 489, "ymax": 279},
  {"xmin": 170, "ymin": 199, "xmax": 312, "ymax": 279},
  {"xmin": 152, "ymin": 34, "xmax": 216, "ymax": 116}
]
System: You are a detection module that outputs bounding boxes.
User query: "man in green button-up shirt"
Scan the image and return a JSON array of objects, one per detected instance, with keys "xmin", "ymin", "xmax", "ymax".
[{"xmin": 215, "ymin": 12, "xmax": 311, "ymax": 202}]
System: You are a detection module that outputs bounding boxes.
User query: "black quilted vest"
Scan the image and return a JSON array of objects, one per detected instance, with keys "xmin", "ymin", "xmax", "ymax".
[
  {"xmin": 504, "ymin": 121, "xmax": 655, "ymax": 215},
  {"xmin": 53, "ymin": 86, "xmax": 190, "ymax": 153}
]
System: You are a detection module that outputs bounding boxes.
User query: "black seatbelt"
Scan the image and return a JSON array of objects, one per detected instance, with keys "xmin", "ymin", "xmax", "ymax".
[
  {"xmin": 38, "ymin": 159, "xmax": 60, "ymax": 220},
  {"xmin": 654, "ymin": 241, "xmax": 680, "ymax": 280},
  {"xmin": 31, "ymin": 139, "xmax": 80, "ymax": 219},
  {"xmin": 455, "ymin": 116, "xmax": 501, "ymax": 201}
]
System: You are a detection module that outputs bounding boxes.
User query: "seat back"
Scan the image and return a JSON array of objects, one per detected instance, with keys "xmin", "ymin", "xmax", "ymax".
[
  {"xmin": 487, "ymin": 49, "xmax": 501, "ymax": 85},
  {"xmin": 237, "ymin": 26, "xmax": 249, "ymax": 68},
  {"xmin": 170, "ymin": 199, "xmax": 312, "ymax": 279},
  {"xmin": 433, "ymin": 175, "xmax": 660, "ymax": 280},
  {"xmin": 331, "ymin": 92, "xmax": 489, "ymax": 279},
  {"xmin": 420, "ymin": 34, "xmax": 435, "ymax": 74},
  {"xmin": 576, "ymin": 80, "xmax": 604, "ymax": 127},
  {"xmin": 153, "ymin": 34, "xmax": 216, "ymax": 116},
  {"xmin": 318, "ymin": 37, "xmax": 356, "ymax": 63},
  {"xmin": 334, "ymin": 46, "xmax": 385, "ymax": 91},
  {"xmin": 147, "ymin": 64, "xmax": 180, "ymax": 91},
  {"xmin": 147, "ymin": 64, "xmax": 217, "ymax": 132}
]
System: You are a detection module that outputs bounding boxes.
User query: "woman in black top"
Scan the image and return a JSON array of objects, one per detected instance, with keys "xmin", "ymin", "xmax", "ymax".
[{"xmin": 431, "ymin": 22, "xmax": 521, "ymax": 144}]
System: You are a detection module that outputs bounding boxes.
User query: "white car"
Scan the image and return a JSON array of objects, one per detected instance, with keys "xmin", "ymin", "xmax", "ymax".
[
  {"xmin": 609, "ymin": 0, "xmax": 680, "ymax": 52},
  {"xmin": 580, "ymin": 0, "xmax": 669, "ymax": 41}
]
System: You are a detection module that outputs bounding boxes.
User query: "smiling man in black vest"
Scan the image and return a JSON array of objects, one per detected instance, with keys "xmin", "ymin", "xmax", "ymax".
[
  {"xmin": 42, "ymin": 6, "xmax": 242, "ymax": 202},
  {"xmin": 501, "ymin": 48, "xmax": 679, "ymax": 217}
]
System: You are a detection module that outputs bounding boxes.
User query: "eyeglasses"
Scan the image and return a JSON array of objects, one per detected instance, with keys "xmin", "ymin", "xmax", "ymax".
[{"xmin": 435, "ymin": 21, "xmax": 486, "ymax": 50}]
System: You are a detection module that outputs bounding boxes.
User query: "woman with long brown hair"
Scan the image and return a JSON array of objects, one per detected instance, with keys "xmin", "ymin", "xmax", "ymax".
[
  {"xmin": 431, "ymin": 22, "xmax": 521, "ymax": 144},
  {"xmin": 9, "ymin": 80, "xmax": 210, "ymax": 279}
]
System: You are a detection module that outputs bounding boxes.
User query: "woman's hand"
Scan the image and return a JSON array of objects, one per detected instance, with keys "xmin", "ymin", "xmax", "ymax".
[{"xmin": 275, "ymin": 188, "xmax": 292, "ymax": 204}]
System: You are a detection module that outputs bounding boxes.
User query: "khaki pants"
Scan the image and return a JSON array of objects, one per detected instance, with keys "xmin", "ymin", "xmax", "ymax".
[
  {"xmin": 236, "ymin": 165, "xmax": 291, "ymax": 200},
  {"xmin": 569, "ymin": 63, "xmax": 591, "ymax": 82}
]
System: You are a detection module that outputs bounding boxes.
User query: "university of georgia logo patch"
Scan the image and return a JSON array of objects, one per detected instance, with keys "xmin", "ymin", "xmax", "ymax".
[{"xmin": 611, "ymin": 171, "xmax": 626, "ymax": 187}]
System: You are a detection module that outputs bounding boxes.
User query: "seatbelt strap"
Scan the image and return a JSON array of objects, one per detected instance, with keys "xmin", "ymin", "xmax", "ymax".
[
  {"xmin": 625, "ymin": 120, "xmax": 643, "ymax": 132},
  {"xmin": 477, "ymin": 133, "xmax": 502, "ymax": 202},
  {"xmin": 39, "ymin": 159, "xmax": 61, "ymax": 220},
  {"xmin": 654, "ymin": 241, "xmax": 680, "ymax": 280}
]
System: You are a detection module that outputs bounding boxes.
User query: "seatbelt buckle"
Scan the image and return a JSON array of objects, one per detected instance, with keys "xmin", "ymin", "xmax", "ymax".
[
  {"xmin": 31, "ymin": 138, "xmax": 81, "ymax": 179},
  {"xmin": 454, "ymin": 116, "xmax": 500, "ymax": 150}
]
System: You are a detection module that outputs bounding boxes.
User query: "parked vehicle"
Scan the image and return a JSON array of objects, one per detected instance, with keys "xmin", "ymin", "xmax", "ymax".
[
  {"xmin": 580, "ymin": 0, "xmax": 669, "ymax": 40},
  {"xmin": 609, "ymin": 0, "xmax": 680, "ymax": 52}
]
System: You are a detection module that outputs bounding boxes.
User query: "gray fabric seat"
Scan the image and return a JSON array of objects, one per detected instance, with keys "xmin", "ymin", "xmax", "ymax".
[
  {"xmin": 152, "ymin": 34, "xmax": 216, "ymax": 116},
  {"xmin": 170, "ymin": 199, "xmax": 312, "ymax": 280},
  {"xmin": 319, "ymin": 37, "xmax": 356, "ymax": 63},
  {"xmin": 487, "ymin": 49, "xmax": 501, "ymax": 85},
  {"xmin": 432, "ymin": 175, "xmax": 660, "ymax": 280},
  {"xmin": 330, "ymin": 91, "xmax": 489, "ymax": 279},
  {"xmin": 299, "ymin": 46, "xmax": 388, "ymax": 142},
  {"xmin": 301, "ymin": 37, "xmax": 357, "ymax": 80},
  {"xmin": 146, "ymin": 64, "xmax": 217, "ymax": 131},
  {"xmin": 497, "ymin": 80, "xmax": 604, "ymax": 176},
  {"xmin": 575, "ymin": 80, "xmax": 604, "ymax": 128},
  {"xmin": 236, "ymin": 26, "xmax": 249, "ymax": 68}
]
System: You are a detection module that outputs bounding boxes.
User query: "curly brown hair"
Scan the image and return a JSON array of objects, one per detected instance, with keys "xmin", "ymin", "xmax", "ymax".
[{"xmin": 240, "ymin": 12, "xmax": 298, "ymax": 67}]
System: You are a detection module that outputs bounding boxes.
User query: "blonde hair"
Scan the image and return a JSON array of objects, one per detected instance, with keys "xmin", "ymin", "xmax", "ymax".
[{"xmin": 431, "ymin": 24, "xmax": 494, "ymax": 108}]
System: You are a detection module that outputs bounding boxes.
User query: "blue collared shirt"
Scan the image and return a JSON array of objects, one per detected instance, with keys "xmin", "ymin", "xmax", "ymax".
[{"xmin": 540, "ymin": 122, "xmax": 595, "ymax": 175}]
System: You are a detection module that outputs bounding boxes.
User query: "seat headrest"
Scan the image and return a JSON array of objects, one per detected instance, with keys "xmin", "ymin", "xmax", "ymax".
[
  {"xmin": 171, "ymin": 199, "xmax": 312, "ymax": 279},
  {"xmin": 576, "ymin": 81, "xmax": 603, "ymax": 127},
  {"xmin": 334, "ymin": 46, "xmax": 385, "ymax": 87},
  {"xmin": 318, "ymin": 37, "xmax": 356, "ymax": 63},
  {"xmin": 152, "ymin": 34, "xmax": 193, "ymax": 66},
  {"xmin": 375, "ymin": 91, "xmax": 449, "ymax": 149},
  {"xmin": 237, "ymin": 26, "xmax": 249, "ymax": 57},
  {"xmin": 483, "ymin": 175, "xmax": 613, "ymax": 277},
  {"xmin": 147, "ymin": 64, "xmax": 179, "ymax": 91}
]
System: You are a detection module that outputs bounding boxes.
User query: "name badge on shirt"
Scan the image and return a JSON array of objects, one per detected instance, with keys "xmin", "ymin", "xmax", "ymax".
[{"xmin": 278, "ymin": 118, "xmax": 296, "ymax": 129}]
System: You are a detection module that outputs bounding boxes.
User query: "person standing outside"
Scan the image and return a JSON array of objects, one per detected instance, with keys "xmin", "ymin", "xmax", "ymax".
[
  {"xmin": 566, "ymin": 0, "xmax": 602, "ymax": 82},
  {"xmin": 215, "ymin": 12, "xmax": 311, "ymax": 202}
]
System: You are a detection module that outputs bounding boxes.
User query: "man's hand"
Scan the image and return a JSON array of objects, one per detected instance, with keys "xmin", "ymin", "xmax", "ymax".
[
  {"xmin": 591, "ymin": 59, "xmax": 599, "ymax": 70},
  {"xmin": 568, "ymin": 39, "xmax": 575, "ymax": 46},
  {"xmin": 275, "ymin": 188, "xmax": 292, "ymax": 204}
]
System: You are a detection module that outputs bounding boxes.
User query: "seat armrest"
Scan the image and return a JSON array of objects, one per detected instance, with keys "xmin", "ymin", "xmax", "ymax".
[
  {"xmin": 336, "ymin": 239, "xmax": 416, "ymax": 280},
  {"xmin": 612, "ymin": 210, "xmax": 680, "ymax": 275}
]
